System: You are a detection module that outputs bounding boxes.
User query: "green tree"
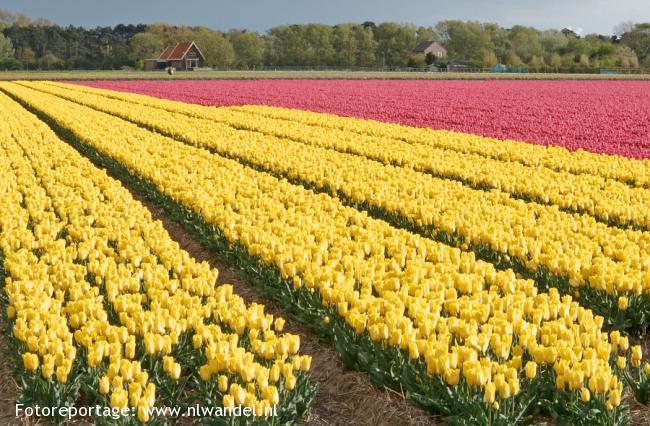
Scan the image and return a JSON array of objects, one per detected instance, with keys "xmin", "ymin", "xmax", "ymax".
[
  {"xmin": 265, "ymin": 24, "xmax": 335, "ymax": 66},
  {"xmin": 642, "ymin": 56, "xmax": 650, "ymax": 69},
  {"xmin": 146, "ymin": 22, "xmax": 193, "ymax": 46},
  {"xmin": 352, "ymin": 24, "xmax": 377, "ymax": 66},
  {"xmin": 508, "ymin": 25, "xmax": 543, "ymax": 62},
  {"xmin": 0, "ymin": 33, "xmax": 14, "ymax": 60},
  {"xmin": 613, "ymin": 45, "xmax": 639, "ymax": 68},
  {"xmin": 408, "ymin": 53, "xmax": 426, "ymax": 68},
  {"xmin": 265, "ymin": 25, "xmax": 298, "ymax": 65},
  {"xmin": 539, "ymin": 30, "xmax": 568, "ymax": 53},
  {"xmin": 483, "ymin": 23, "xmax": 510, "ymax": 60},
  {"xmin": 230, "ymin": 31, "xmax": 265, "ymax": 68},
  {"xmin": 528, "ymin": 55, "xmax": 546, "ymax": 68},
  {"xmin": 506, "ymin": 52, "xmax": 524, "ymax": 67},
  {"xmin": 303, "ymin": 24, "xmax": 335, "ymax": 65},
  {"xmin": 375, "ymin": 22, "xmax": 416, "ymax": 67},
  {"xmin": 560, "ymin": 53, "xmax": 576, "ymax": 68},
  {"xmin": 565, "ymin": 36, "xmax": 590, "ymax": 57},
  {"xmin": 0, "ymin": 16, "xmax": 636, "ymax": 72},
  {"xmin": 481, "ymin": 49, "xmax": 498, "ymax": 67},
  {"xmin": 20, "ymin": 47, "xmax": 36, "ymax": 67},
  {"xmin": 549, "ymin": 52, "xmax": 562, "ymax": 69},
  {"xmin": 40, "ymin": 51, "xmax": 62, "ymax": 69},
  {"xmin": 620, "ymin": 23, "xmax": 650, "ymax": 59},
  {"xmin": 130, "ymin": 32, "xmax": 164, "ymax": 60},
  {"xmin": 191, "ymin": 27, "xmax": 234, "ymax": 67},
  {"xmin": 332, "ymin": 24, "xmax": 359, "ymax": 67},
  {"xmin": 436, "ymin": 20, "xmax": 493, "ymax": 63},
  {"xmin": 330, "ymin": 23, "xmax": 377, "ymax": 67},
  {"xmin": 416, "ymin": 26, "xmax": 437, "ymax": 43}
]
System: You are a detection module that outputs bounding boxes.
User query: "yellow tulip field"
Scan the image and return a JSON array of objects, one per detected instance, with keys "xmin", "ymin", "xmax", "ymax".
[
  {"xmin": 1, "ymin": 79, "xmax": 649, "ymax": 425},
  {"xmin": 0, "ymin": 88, "xmax": 313, "ymax": 424}
]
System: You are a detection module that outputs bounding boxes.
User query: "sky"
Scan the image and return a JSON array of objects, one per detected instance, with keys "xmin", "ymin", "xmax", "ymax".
[{"xmin": 0, "ymin": 0, "xmax": 648, "ymax": 35}]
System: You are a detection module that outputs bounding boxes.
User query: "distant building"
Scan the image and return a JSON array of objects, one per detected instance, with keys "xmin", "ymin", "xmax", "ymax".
[
  {"xmin": 411, "ymin": 41, "xmax": 447, "ymax": 58},
  {"xmin": 144, "ymin": 41, "xmax": 206, "ymax": 71}
]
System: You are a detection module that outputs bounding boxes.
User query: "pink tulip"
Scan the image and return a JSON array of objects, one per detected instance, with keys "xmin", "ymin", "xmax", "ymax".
[{"xmin": 75, "ymin": 80, "xmax": 650, "ymax": 159}]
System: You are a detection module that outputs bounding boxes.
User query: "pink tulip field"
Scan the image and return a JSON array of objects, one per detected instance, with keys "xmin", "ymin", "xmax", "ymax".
[{"xmin": 79, "ymin": 79, "xmax": 650, "ymax": 159}]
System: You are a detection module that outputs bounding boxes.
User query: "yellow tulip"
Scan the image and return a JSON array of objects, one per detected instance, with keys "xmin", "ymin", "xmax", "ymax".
[
  {"xmin": 274, "ymin": 317, "xmax": 286, "ymax": 332},
  {"xmin": 223, "ymin": 394, "xmax": 235, "ymax": 410},
  {"xmin": 632, "ymin": 345, "xmax": 643, "ymax": 362},
  {"xmin": 22, "ymin": 352, "xmax": 39, "ymax": 371},
  {"xmin": 218, "ymin": 375, "xmax": 229, "ymax": 392},
  {"xmin": 199, "ymin": 365, "xmax": 212, "ymax": 381},
  {"xmin": 484, "ymin": 382, "xmax": 496, "ymax": 404},
  {"xmin": 99, "ymin": 375, "xmax": 111, "ymax": 395},
  {"xmin": 444, "ymin": 368, "xmax": 460, "ymax": 386},
  {"xmin": 137, "ymin": 405, "xmax": 150, "ymax": 423},
  {"xmin": 169, "ymin": 362, "xmax": 181, "ymax": 380},
  {"xmin": 285, "ymin": 374, "xmax": 297, "ymax": 391},
  {"xmin": 524, "ymin": 361, "xmax": 537, "ymax": 380},
  {"xmin": 55, "ymin": 366, "xmax": 68, "ymax": 383}
]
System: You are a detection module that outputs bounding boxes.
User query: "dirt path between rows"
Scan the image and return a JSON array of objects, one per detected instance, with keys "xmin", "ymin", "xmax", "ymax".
[
  {"xmin": 3, "ymin": 188, "xmax": 649, "ymax": 425},
  {"xmin": 0, "ymin": 192, "xmax": 440, "ymax": 426},
  {"xmin": 130, "ymin": 191, "xmax": 440, "ymax": 426}
]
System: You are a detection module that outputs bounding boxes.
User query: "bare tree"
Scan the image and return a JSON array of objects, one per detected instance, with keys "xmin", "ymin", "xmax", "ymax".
[{"xmin": 613, "ymin": 21, "xmax": 635, "ymax": 36}]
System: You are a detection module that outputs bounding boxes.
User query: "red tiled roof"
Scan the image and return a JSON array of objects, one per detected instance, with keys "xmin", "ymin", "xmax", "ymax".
[
  {"xmin": 159, "ymin": 42, "xmax": 199, "ymax": 60},
  {"xmin": 158, "ymin": 45, "xmax": 175, "ymax": 60}
]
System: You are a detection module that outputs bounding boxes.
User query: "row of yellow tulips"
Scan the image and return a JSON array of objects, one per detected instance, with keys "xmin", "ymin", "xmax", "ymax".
[
  {"xmin": 0, "ymin": 90, "xmax": 311, "ymax": 423},
  {"xmin": 1, "ymin": 81, "xmax": 638, "ymax": 421},
  {"xmin": 45, "ymin": 81, "xmax": 650, "ymax": 191},
  {"xmin": 42, "ymin": 81, "xmax": 649, "ymax": 230},
  {"xmin": 23, "ymin": 82, "xmax": 650, "ymax": 304},
  {"xmin": 230, "ymin": 104, "xmax": 650, "ymax": 190}
]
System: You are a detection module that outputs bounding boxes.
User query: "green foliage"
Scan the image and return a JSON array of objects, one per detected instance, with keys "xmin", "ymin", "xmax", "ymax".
[
  {"xmin": 549, "ymin": 53, "xmax": 562, "ymax": 69},
  {"xmin": 620, "ymin": 23, "xmax": 650, "ymax": 60},
  {"xmin": 0, "ymin": 6, "xmax": 648, "ymax": 71},
  {"xmin": 508, "ymin": 26, "xmax": 543, "ymax": 62},
  {"xmin": 375, "ymin": 22, "xmax": 417, "ymax": 67},
  {"xmin": 436, "ymin": 20, "xmax": 494, "ymax": 63},
  {"xmin": 266, "ymin": 24, "xmax": 336, "ymax": 67},
  {"xmin": 328, "ymin": 24, "xmax": 377, "ymax": 67},
  {"xmin": 528, "ymin": 55, "xmax": 546, "ymax": 68},
  {"xmin": 621, "ymin": 360, "xmax": 650, "ymax": 407},
  {"xmin": 192, "ymin": 27, "xmax": 235, "ymax": 67},
  {"xmin": 350, "ymin": 24, "xmax": 378, "ymax": 67},
  {"xmin": 416, "ymin": 26, "xmax": 437, "ymax": 44},
  {"xmin": 0, "ymin": 33, "xmax": 14, "ymax": 59},
  {"xmin": 540, "ymin": 30, "xmax": 569, "ymax": 53},
  {"xmin": 3, "ymin": 23, "xmax": 147, "ymax": 69},
  {"xmin": 408, "ymin": 54, "xmax": 426, "ymax": 68},
  {"xmin": 130, "ymin": 32, "xmax": 164, "ymax": 62},
  {"xmin": 506, "ymin": 52, "xmax": 524, "ymax": 67},
  {"xmin": 481, "ymin": 50, "xmax": 499, "ymax": 67},
  {"xmin": 229, "ymin": 31, "xmax": 265, "ymax": 68}
]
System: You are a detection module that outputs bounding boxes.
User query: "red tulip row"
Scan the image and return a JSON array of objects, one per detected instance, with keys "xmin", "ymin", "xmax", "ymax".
[{"xmin": 78, "ymin": 79, "xmax": 650, "ymax": 159}]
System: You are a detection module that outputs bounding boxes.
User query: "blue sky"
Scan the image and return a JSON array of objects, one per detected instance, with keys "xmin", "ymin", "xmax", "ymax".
[{"xmin": 0, "ymin": 0, "xmax": 648, "ymax": 35}]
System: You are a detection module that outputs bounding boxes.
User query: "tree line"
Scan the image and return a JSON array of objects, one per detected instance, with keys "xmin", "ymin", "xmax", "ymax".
[{"xmin": 1, "ymin": 9, "xmax": 649, "ymax": 71}]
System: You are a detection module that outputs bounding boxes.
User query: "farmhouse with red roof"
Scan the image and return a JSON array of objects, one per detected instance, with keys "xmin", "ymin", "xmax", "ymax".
[{"xmin": 144, "ymin": 41, "xmax": 206, "ymax": 71}]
